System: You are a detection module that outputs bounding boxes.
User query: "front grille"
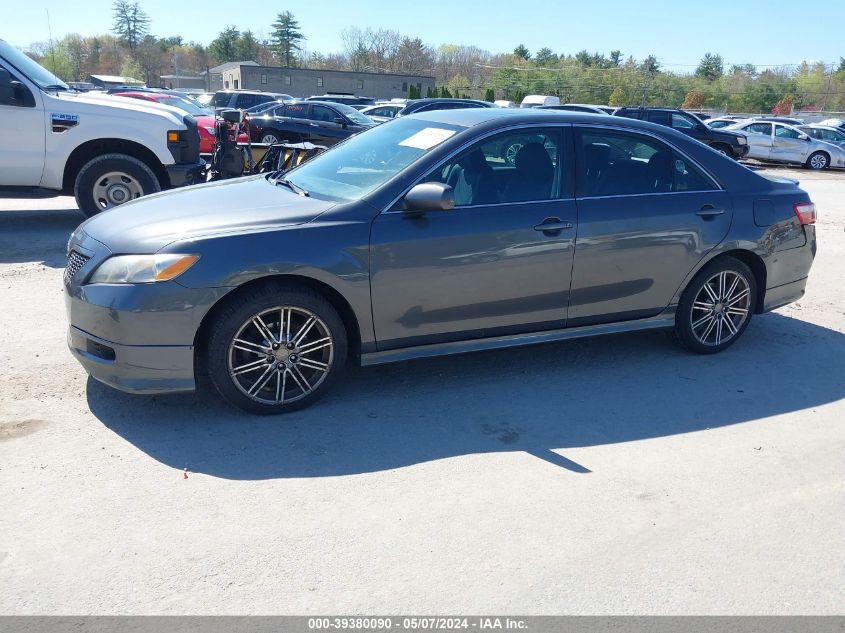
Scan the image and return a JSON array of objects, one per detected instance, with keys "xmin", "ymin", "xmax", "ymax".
[{"xmin": 64, "ymin": 250, "xmax": 90, "ymax": 285}]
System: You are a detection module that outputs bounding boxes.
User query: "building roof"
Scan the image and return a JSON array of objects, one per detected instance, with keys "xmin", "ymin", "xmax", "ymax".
[{"xmin": 207, "ymin": 60, "xmax": 258, "ymax": 74}]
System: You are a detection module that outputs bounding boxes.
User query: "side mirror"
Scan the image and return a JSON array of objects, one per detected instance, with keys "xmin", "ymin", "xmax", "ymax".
[
  {"xmin": 334, "ymin": 117, "xmax": 347, "ymax": 127},
  {"xmin": 402, "ymin": 182, "xmax": 455, "ymax": 213},
  {"xmin": 0, "ymin": 68, "xmax": 14, "ymax": 105}
]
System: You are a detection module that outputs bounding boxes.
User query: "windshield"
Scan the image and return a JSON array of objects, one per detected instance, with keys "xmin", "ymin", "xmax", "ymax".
[
  {"xmin": 156, "ymin": 96, "xmax": 211, "ymax": 116},
  {"xmin": 0, "ymin": 39, "xmax": 68, "ymax": 90},
  {"xmin": 333, "ymin": 103, "xmax": 374, "ymax": 126},
  {"xmin": 284, "ymin": 117, "xmax": 465, "ymax": 202}
]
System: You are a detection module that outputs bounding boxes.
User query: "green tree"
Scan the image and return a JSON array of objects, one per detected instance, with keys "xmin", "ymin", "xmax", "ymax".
[
  {"xmin": 695, "ymin": 52, "xmax": 723, "ymax": 81},
  {"xmin": 40, "ymin": 43, "xmax": 74, "ymax": 81},
  {"xmin": 513, "ymin": 44, "xmax": 530, "ymax": 60},
  {"xmin": 408, "ymin": 83, "xmax": 420, "ymax": 99},
  {"xmin": 640, "ymin": 55, "xmax": 660, "ymax": 74},
  {"xmin": 235, "ymin": 30, "xmax": 261, "ymax": 61},
  {"xmin": 209, "ymin": 26, "xmax": 240, "ymax": 64},
  {"xmin": 426, "ymin": 86, "xmax": 437, "ymax": 98},
  {"xmin": 484, "ymin": 87, "xmax": 495, "ymax": 102},
  {"xmin": 440, "ymin": 86, "xmax": 452, "ymax": 98},
  {"xmin": 111, "ymin": 0, "xmax": 150, "ymax": 50},
  {"xmin": 608, "ymin": 86, "xmax": 626, "ymax": 107},
  {"xmin": 270, "ymin": 11, "xmax": 305, "ymax": 67},
  {"xmin": 534, "ymin": 47, "xmax": 557, "ymax": 67},
  {"xmin": 119, "ymin": 56, "xmax": 143, "ymax": 82},
  {"xmin": 609, "ymin": 50, "xmax": 622, "ymax": 67}
]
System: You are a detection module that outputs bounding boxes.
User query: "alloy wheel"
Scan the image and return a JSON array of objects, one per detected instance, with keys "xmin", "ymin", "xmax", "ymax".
[
  {"xmin": 690, "ymin": 270, "xmax": 751, "ymax": 347},
  {"xmin": 809, "ymin": 153, "xmax": 828, "ymax": 170},
  {"xmin": 227, "ymin": 306, "xmax": 334, "ymax": 405}
]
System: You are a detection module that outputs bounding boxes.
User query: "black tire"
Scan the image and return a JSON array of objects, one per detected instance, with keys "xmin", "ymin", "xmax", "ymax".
[
  {"xmin": 259, "ymin": 130, "xmax": 283, "ymax": 145},
  {"xmin": 675, "ymin": 256, "xmax": 757, "ymax": 355},
  {"xmin": 805, "ymin": 151, "xmax": 830, "ymax": 170},
  {"xmin": 73, "ymin": 153, "xmax": 161, "ymax": 219},
  {"xmin": 710, "ymin": 143, "xmax": 732, "ymax": 157},
  {"xmin": 205, "ymin": 283, "xmax": 348, "ymax": 414}
]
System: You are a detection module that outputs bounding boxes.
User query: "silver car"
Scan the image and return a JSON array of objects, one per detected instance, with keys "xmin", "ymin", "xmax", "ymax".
[
  {"xmin": 799, "ymin": 125, "xmax": 845, "ymax": 148},
  {"xmin": 726, "ymin": 120, "xmax": 845, "ymax": 170}
]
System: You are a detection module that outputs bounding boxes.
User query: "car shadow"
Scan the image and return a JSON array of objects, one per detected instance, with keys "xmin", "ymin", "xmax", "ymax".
[
  {"xmin": 0, "ymin": 208, "xmax": 82, "ymax": 267},
  {"xmin": 87, "ymin": 312, "xmax": 845, "ymax": 480}
]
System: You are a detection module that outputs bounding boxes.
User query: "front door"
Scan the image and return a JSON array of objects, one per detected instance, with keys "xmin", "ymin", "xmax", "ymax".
[
  {"xmin": 0, "ymin": 67, "xmax": 45, "ymax": 186},
  {"xmin": 369, "ymin": 127, "xmax": 577, "ymax": 350},
  {"xmin": 570, "ymin": 126, "xmax": 733, "ymax": 326},
  {"xmin": 771, "ymin": 123, "xmax": 811, "ymax": 163},
  {"xmin": 741, "ymin": 121, "xmax": 774, "ymax": 160},
  {"xmin": 308, "ymin": 105, "xmax": 349, "ymax": 146}
]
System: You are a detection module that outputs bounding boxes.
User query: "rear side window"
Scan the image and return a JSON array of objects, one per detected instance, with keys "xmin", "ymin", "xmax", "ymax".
[
  {"xmin": 578, "ymin": 128, "xmax": 717, "ymax": 197},
  {"xmin": 212, "ymin": 92, "xmax": 231, "ymax": 108},
  {"xmin": 648, "ymin": 111, "xmax": 671, "ymax": 126},
  {"xmin": 746, "ymin": 122, "xmax": 772, "ymax": 136},
  {"xmin": 671, "ymin": 113, "xmax": 696, "ymax": 129},
  {"xmin": 284, "ymin": 103, "xmax": 309, "ymax": 118}
]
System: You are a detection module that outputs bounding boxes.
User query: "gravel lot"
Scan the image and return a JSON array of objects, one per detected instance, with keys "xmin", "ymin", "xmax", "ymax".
[{"xmin": 1, "ymin": 168, "xmax": 843, "ymax": 614}]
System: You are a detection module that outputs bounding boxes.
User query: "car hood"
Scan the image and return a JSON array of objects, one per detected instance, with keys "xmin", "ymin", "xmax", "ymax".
[
  {"xmin": 710, "ymin": 128, "xmax": 746, "ymax": 142},
  {"xmin": 76, "ymin": 175, "xmax": 334, "ymax": 253}
]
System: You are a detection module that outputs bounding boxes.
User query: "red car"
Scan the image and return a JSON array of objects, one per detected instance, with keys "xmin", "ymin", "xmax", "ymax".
[{"xmin": 111, "ymin": 92, "xmax": 248, "ymax": 154}]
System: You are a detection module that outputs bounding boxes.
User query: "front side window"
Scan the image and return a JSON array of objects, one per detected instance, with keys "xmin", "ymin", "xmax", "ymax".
[
  {"xmin": 671, "ymin": 113, "xmax": 696, "ymax": 129},
  {"xmin": 425, "ymin": 129, "xmax": 563, "ymax": 206},
  {"xmin": 0, "ymin": 64, "xmax": 35, "ymax": 107},
  {"xmin": 578, "ymin": 128, "xmax": 716, "ymax": 197},
  {"xmin": 819, "ymin": 129, "xmax": 845, "ymax": 142},
  {"xmin": 775, "ymin": 125, "xmax": 801, "ymax": 139},
  {"xmin": 310, "ymin": 105, "xmax": 337, "ymax": 122},
  {"xmin": 746, "ymin": 122, "xmax": 772, "ymax": 136}
]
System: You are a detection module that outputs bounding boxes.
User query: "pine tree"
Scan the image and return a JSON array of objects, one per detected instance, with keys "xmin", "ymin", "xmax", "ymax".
[
  {"xmin": 111, "ymin": 0, "xmax": 150, "ymax": 50},
  {"xmin": 270, "ymin": 11, "xmax": 304, "ymax": 67}
]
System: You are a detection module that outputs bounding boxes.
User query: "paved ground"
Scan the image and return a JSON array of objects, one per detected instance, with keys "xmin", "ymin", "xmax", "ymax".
[{"xmin": 0, "ymin": 168, "xmax": 843, "ymax": 614}]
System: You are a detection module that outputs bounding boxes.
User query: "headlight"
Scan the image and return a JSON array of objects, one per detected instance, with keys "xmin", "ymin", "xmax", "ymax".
[
  {"xmin": 89, "ymin": 254, "xmax": 199, "ymax": 284},
  {"xmin": 736, "ymin": 136, "xmax": 747, "ymax": 145}
]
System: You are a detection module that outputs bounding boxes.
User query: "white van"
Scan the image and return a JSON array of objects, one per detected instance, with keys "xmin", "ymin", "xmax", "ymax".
[{"xmin": 520, "ymin": 95, "xmax": 560, "ymax": 108}]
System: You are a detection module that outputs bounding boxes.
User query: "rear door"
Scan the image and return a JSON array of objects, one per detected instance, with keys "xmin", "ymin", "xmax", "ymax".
[
  {"xmin": 570, "ymin": 125, "xmax": 732, "ymax": 326},
  {"xmin": 771, "ymin": 124, "xmax": 811, "ymax": 163},
  {"xmin": 276, "ymin": 102, "xmax": 312, "ymax": 143},
  {"xmin": 740, "ymin": 122, "xmax": 774, "ymax": 160}
]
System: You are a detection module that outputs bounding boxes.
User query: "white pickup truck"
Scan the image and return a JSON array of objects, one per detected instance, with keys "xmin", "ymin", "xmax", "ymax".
[{"xmin": 0, "ymin": 39, "xmax": 204, "ymax": 218}]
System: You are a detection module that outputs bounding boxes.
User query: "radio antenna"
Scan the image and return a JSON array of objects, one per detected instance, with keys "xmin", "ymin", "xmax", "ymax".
[{"xmin": 46, "ymin": 9, "xmax": 58, "ymax": 74}]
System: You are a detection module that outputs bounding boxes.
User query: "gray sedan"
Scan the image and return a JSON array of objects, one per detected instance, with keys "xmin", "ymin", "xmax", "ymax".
[
  {"xmin": 799, "ymin": 125, "xmax": 845, "ymax": 148},
  {"xmin": 65, "ymin": 109, "xmax": 817, "ymax": 414},
  {"xmin": 726, "ymin": 120, "xmax": 845, "ymax": 169}
]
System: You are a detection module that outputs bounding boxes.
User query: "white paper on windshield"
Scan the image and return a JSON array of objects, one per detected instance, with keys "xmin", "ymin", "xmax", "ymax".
[{"xmin": 398, "ymin": 127, "xmax": 456, "ymax": 150}]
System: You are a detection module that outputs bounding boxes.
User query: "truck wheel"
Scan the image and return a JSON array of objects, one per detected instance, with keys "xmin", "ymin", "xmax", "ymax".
[{"xmin": 74, "ymin": 153, "xmax": 161, "ymax": 218}]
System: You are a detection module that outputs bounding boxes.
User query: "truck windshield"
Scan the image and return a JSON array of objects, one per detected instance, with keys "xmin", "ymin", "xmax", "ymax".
[{"xmin": 0, "ymin": 40, "xmax": 68, "ymax": 91}]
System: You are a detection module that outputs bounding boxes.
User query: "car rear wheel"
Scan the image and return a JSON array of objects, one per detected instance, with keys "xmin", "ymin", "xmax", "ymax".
[
  {"xmin": 206, "ymin": 284, "xmax": 347, "ymax": 414},
  {"xmin": 260, "ymin": 131, "xmax": 283, "ymax": 145},
  {"xmin": 675, "ymin": 257, "xmax": 756, "ymax": 354},
  {"xmin": 74, "ymin": 153, "xmax": 161, "ymax": 218},
  {"xmin": 805, "ymin": 151, "xmax": 829, "ymax": 170}
]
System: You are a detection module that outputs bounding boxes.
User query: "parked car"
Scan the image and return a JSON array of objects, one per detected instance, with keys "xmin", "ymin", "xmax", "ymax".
[
  {"xmin": 520, "ymin": 95, "xmax": 560, "ymax": 108},
  {"xmin": 540, "ymin": 104, "xmax": 609, "ymax": 115},
  {"xmin": 212, "ymin": 90, "xmax": 292, "ymax": 112},
  {"xmin": 65, "ymin": 108, "xmax": 817, "ymax": 413},
  {"xmin": 818, "ymin": 118, "xmax": 845, "ymax": 131},
  {"xmin": 799, "ymin": 125, "xmax": 845, "ymax": 147},
  {"xmin": 306, "ymin": 94, "xmax": 375, "ymax": 107},
  {"xmin": 395, "ymin": 98, "xmax": 493, "ymax": 117},
  {"xmin": 614, "ymin": 107, "xmax": 749, "ymax": 159},
  {"xmin": 0, "ymin": 39, "xmax": 203, "ymax": 218},
  {"xmin": 112, "ymin": 91, "xmax": 248, "ymax": 154},
  {"xmin": 706, "ymin": 117, "xmax": 748, "ymax": 129},
  {"xmin": 752, "ymin": 116, "xmax": 804, "ymax": 125},
  {"xmin": 246, "ymin": 100, "xmax": 375, "ymax": 145},
  {"xmin": 360, "ymin": 103, "xmax": 403, "ymax": 123},
  {"xmin": 726, "ymin": 120, "xmax": 845, "ymax": 169}
]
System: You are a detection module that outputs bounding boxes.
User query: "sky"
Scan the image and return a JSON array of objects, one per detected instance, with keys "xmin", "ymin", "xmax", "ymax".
[{"xmin": 8, "ymin": 0, "xmax": 845, "ymax": 70}]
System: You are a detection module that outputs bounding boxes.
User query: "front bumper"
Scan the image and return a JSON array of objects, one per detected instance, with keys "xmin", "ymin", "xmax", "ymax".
[{"xmin": 165, "ymin": 159, "xmax": 206, "ymax": 188}]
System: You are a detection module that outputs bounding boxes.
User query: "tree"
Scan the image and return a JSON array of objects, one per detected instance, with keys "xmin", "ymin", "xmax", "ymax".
[
  {"xmin": 270, "ymin": 11, "xmax": 305, "ymax": 67},
  {"xmin": 426, "ymin": 86, "xmax": 437, "ymax": 98},
  {"xmin": 608, "ymin": 86, "xmax": 626, "ymax": 107},
  {"xmin": 534, "ymin": 47, "xmax": 557, "ymax": 67},
  {"xmin": 513, "ymin": 44, "xmax": 530, "ymax": 60},
  {"xmin": 682, "ymin": 90, "xmax": 706, "ymax": 109},
  {"xmin": 609, "ymin": 50, "xmax": 623, "ymax": 67},
  {"xmin": 408, "ymin": 84, "xmax": 420, "ymax": 99},
  {"xmin": 119, "ymin": 56, "xmax": 143, "ymax": 81},
  {"xmin": 484, "ymin": 87, "xmax": 495, "ymax": 102},
  {"xmin": 235, "ymin": 30, "xmax": 261, "ymax": 61},
  {"xmin": 640, "ymin": 55, "xmax": 660, "ymax": 74},
  {"xmin": 209, "ymin": 27, "xmax": 240, "ymax": 64},
  {"xmin": 696, "ymin": 52, "xmax": 723, "ymax": 81},
  {"xmin": 112, "ymin": 0, "xmax": 150, "ymax": 50},
  {"xmin": 772, "ymin": 94, "xmax": 794, "ymax": 115}
]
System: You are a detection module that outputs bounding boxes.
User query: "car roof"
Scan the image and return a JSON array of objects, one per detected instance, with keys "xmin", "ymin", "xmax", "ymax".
[{"xmin": 406, "ymin": 107, "xmax": 663, "ymax": 129}]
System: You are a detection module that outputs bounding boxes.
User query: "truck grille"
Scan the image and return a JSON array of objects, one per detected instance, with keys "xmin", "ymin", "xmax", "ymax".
[{"xmin": 64, "ymin": 250, "xmax": 90, "ymax": 285}]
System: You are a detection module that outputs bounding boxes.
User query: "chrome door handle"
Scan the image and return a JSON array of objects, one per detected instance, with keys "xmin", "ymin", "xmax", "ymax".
[{"xmin": 696, "ymin": 206, "xmax": 725, "ymax": 219}]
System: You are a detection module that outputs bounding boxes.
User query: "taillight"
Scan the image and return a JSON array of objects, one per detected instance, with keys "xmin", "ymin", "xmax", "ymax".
[{"xmin": 793, "ymin": 202, "xmax": 817, "ymax": 225}]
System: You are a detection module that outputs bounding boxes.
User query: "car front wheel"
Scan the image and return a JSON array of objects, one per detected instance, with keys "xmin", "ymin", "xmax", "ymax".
[
  {"xmin": 206, "ymin": 284, "xmax": 347, "ymax": 414},
  {"xmin": 805, "ymin": 151, "xmax": 829, "ymax": 170},
  {"xmin": 675, "ymin": 257, "xmax": 756, "ymax": 354}
]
